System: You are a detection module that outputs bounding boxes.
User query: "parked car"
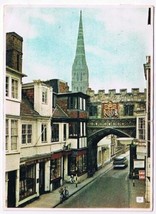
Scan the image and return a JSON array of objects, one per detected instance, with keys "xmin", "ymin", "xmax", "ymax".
[{"xmin": 113, "ymin": 156, "xmax": 128, "ymax": 169}]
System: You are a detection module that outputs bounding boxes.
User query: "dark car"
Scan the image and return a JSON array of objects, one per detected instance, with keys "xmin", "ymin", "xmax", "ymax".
[{"xmin": 113, "ymin": 156, "xmax": 128, "ymax": 169}]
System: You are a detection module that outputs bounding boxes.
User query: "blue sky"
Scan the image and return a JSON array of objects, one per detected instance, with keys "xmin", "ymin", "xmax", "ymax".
[{"xmin": 4, "ymin": 5, "xmax": 153, "ymax": 93}]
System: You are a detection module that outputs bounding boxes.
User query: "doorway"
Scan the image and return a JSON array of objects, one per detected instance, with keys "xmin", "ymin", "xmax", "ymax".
[
  {"xmin": 39, "ymin": 162, "xmax": 45, "ymax": 195},
  {"xmin": 7, "ymin": 170, "xmax": 16, "ymax": 207}
]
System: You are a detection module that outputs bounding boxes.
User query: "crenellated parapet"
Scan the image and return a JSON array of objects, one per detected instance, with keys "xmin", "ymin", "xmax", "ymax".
[
  {"xmin": 87, "ymin": 87, "xmax": 146, "ymax": 119},
  {"xmin": 87, "ymin": 87, "xmax": 146, "ymax": 103}
]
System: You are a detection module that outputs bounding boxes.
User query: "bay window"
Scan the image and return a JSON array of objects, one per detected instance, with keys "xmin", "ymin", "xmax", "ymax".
[{"xmin": 51, "ymin": 124, "xmax": 59, "ymax": 142}]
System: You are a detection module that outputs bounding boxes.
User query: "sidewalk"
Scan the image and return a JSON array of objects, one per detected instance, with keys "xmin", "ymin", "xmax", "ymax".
[{"xmin": 24, "ymin": 162, "xmax": 150, "ymax": 209}]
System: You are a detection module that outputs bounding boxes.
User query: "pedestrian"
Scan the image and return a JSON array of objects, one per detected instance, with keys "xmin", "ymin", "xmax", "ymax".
[
  {"xmin": 70, "ymin": 175, "xmax": 75, "ymax": 183},
  {"xmin": 63, "ymin": 186, "xmax": 69, "ymax": 199},
  {"xmin": 59, "ymin": 187, "xmax": 64, "ymax": 202}
]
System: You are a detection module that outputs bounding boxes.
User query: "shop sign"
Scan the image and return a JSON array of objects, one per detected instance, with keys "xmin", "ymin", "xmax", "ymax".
[
  {"xmin": 134, "ymin": 160, "xmax": 145, "ymax": 168},
  {"xmin": 51, "ymin": 152, "xmax": 62, "ymax": 159}
]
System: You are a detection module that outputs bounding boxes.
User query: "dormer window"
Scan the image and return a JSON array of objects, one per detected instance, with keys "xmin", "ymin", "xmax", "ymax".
[{"xmin": 42, "ymin": 87, "xmax": 47, "ymax": 104}]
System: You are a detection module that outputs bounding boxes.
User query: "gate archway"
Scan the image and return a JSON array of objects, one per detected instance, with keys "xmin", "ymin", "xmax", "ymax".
[{"xmin": 87, "ymin": 127, "xmax": 134, "ymax": 175}]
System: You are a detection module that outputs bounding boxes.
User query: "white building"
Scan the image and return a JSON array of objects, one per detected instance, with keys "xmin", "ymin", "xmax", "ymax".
[{"xmin": 5, "ymin": 32, "xmax": 26, "ymax": 207}]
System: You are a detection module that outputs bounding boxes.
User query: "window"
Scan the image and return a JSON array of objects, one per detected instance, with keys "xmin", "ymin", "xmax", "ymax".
[
  {"xmin": 6, "ymin": 76, "xmax": 9, "ymax": 96},
  {"xmin": 53, "ymin": 94, "xmax": 57, "ymax": 108},
  {"xmin": 19, "ymin": 165, "xmax": 36, "ymax": 200},
  {"xmin": 124, "ymin": 104, "xmax": 134, "ymax": 116},
  {"xmin": 42, "ymin": 87, "xmax": 47, "ymax": 104},
  {"xmin": 12, "ymin": 79, "xmax": 18, "ymax": 99},
  {"xmin": 5, "ymin": 119, "xmax": 18, "ymax": 151},
  {"xmin": 22, "ymin": 124, "xmax": 32, "ymax": 144},
  {"xmin": 17, "ymin": 54, "xmax": 20, "ymax": 71},
  {"xmin": 50, "ymin": 158, "xmax": 61, "ymax": 180},
  {"xmin": 69, "ymin": 122, "xmax": 78, "ymax": 137},
  {"xmin": 6, "ymin": 119, "xmax": 9, "ymax": 150},
  {"xmin": 5, "ymin": 76, "xmax": 19, "ymax": 99},
  {"xmin": 11, "ymin": 120, "xmax": 18, "ymax": 150},
  {"xmin": 138, "ymin": 117, "xmax": 145, "ymax": 140},
  {"xmin": 68, "ymin": 97, "xmax": 78, "ymax": 109},
  {"xmin": 68, "ymin": 153, "xmax": 87, "ymax": 176},
  {"xmin": 89, "ymin": 105, "xmax": 97, "ymax": 116},
  {"xmin": 51, "ymin": 124, "xmax": 59, "ymax": 142},
  {"xmin": 83, "ymin": 99, "xmax": 86, "ymax": 110},
  {"xmin": 81, "ymin": 122, "xmax": 86, "ymax": 136},
  {"xmin": 63, "ymin": 124, "xmax": 67, "ymax": 141},
  {"xmin": 41, "ymin": 124, "xmax": 47, "ymax": 142}
]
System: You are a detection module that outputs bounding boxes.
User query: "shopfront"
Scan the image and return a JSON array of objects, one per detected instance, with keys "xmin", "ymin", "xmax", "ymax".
[
  {"xmin": 68, "ymin": 150, "xmax": 87, "ymax": 176},
  {"xmin": 50, "ymin": 152, "xmax": 62, "ymax": 190},
  {"xmin": 19, "ymin": 163, "xmax": 36, "ymax": 201}
]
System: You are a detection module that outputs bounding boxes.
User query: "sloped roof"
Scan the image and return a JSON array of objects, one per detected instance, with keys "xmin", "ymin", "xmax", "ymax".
[
  {"xmin": 52, "ymin": 104, "xmax": 69, "ymax": 119},
  {"xmin": 20, "ymin": 96, "xmax": 40, "ymax": 116}
]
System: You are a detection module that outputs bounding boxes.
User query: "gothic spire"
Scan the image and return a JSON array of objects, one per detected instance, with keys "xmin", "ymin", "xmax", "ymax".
[
  {"xmin": 71, "ymin": 11, "xmax": 89, "ymax": 94},
  {"xmin": 76, "ymin": 10, "xmax": 85, "ymax": 57}
]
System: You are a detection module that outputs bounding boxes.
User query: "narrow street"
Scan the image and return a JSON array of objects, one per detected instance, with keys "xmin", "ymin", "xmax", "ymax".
[{"xmin": 57, "ymin": 165, "xmax": 146, "ymax": 208}]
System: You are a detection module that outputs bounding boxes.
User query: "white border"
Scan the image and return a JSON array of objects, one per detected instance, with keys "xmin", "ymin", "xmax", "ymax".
[{"xmin": 0, "ymin": 0, "xmax": 155, "ymax": 214}]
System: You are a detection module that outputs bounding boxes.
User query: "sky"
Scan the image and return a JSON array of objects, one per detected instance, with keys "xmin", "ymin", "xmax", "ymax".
[{"xmin": 4, "ymin": 4, "xmax": 153, "ymax": 93}]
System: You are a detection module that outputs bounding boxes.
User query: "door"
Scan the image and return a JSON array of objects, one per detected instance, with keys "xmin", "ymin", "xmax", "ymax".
[
  {"xmin": 7, "ymin": 170, "xmax": 16, "ymax": 207},
  {"xmin": 39, "ymin": 162, "xmax": 45, "ymax": 195}
]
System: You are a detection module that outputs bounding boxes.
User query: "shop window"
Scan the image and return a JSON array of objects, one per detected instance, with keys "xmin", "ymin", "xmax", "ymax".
[
  {"xmin": 76, "ymin": 154, "xmax": 87, "ymax": 175},
  {"xmin": 50, "ymin": 158, "xmax": 61, "ymax": 180},
  {"xmin": 68, "ymin": 156, "xmax": 76, "ymax": 176},
  {"xmin": 41, "ymin": 124, "xmax": 47, "ymax": 142},
  {"xmin": 22, "ymin": 124, "xmax": 32, "ymax": 144},
  {"xmin": 68, "ymin": 154, "xmax": 87, "ymax": 176},
  {"xmin": 51, "ymin": 124, "xmax": 59, "ymax": 142},
  {"xmin": 19, "ymin": 165, "xmax": 36, "ymax": 200}
]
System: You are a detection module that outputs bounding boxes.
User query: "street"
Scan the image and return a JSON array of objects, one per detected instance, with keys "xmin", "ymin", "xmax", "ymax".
[{"xmin": 57, "ymin": 164, "xmax": 146, "ymax": 208}]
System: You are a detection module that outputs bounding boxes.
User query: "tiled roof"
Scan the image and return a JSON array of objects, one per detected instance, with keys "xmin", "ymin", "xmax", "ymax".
[
  {"xmin": 53, "ymin": 104, "xmax": 69, "ymax": 118},
  {"xmin": 20, "ymin": 96, "xmax": 40, "ymax": 116}
]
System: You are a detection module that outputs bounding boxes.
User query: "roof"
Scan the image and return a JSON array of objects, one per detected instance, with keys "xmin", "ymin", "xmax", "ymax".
[
  {"xmin": 20, "ymin": 96, "xmax": 40, "ymax": 117},
  {"xmin": 52, "ymin": 104, "xmax": 69, "ymax": 119}
]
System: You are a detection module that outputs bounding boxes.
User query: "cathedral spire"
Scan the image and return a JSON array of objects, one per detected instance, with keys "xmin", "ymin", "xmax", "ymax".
[
  {"xmin": 71, "ymin": 11, "xmax": 89, "ymax": 94},
  {"xmin": 76, "ymin": 10, "xmax": 85, "ymax": 57}
]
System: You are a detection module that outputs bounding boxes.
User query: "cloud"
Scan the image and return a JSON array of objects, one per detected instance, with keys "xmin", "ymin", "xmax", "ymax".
[
  {"xmin": 23, "ymin": 61, "xmax": 59, "ymax": 83},
  {"xmin": 4, "ymin": 6, "xmax": 58, "ymax": 39}
]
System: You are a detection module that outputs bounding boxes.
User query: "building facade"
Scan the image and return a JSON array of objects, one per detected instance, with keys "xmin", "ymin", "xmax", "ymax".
[{"xmin": 5, "ymin": 32, "xmax": 26, "ymax": 207}]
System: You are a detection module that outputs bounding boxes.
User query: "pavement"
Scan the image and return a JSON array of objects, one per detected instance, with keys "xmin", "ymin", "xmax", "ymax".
[{"xmin": 23, "ymin": 161, "xmax": 150, "ymax": 210}]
